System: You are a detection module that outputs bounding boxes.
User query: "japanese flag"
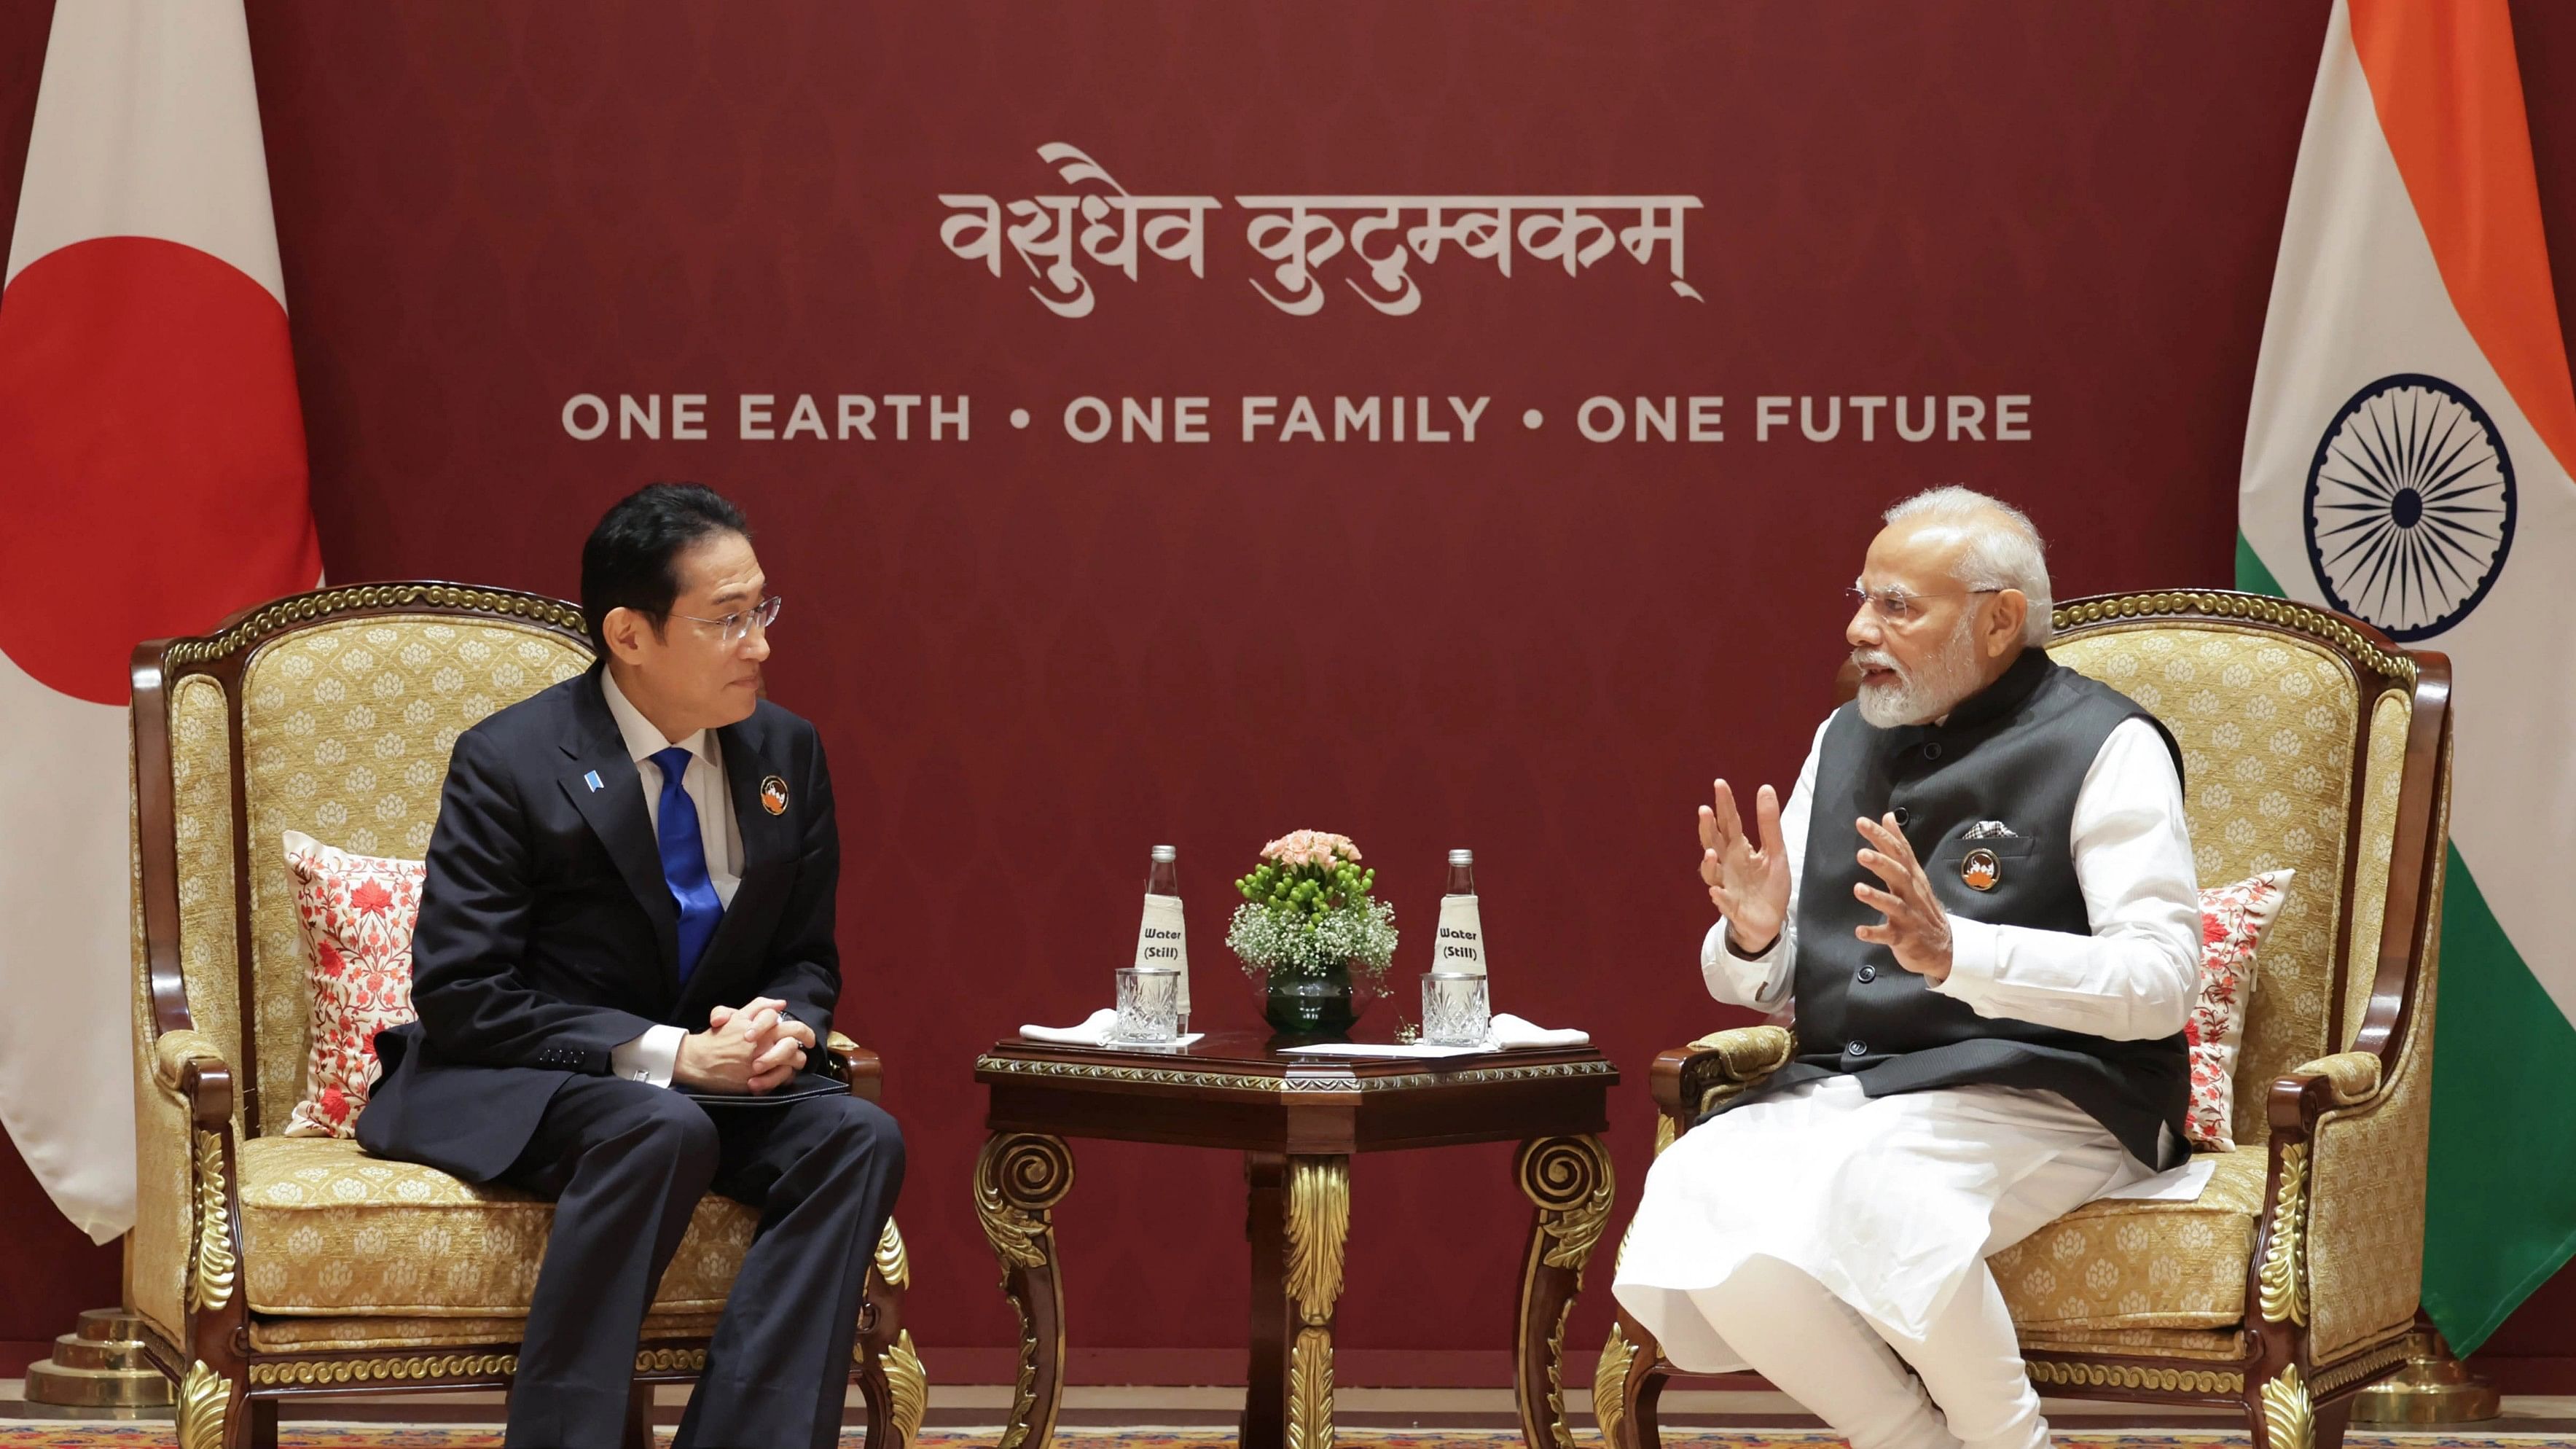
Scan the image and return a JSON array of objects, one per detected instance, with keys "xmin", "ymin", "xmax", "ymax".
[{"xmin": 0, "ymin": 0, "xmax": 322, "ymax": 1238}]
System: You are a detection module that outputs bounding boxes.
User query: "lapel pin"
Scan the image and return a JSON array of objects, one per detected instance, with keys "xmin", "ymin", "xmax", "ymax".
[
  {"xmin": 1961, "ymin": 847, "xmax": 2001, "ymax": 892},
  {"xmin": 760, "ymin": 775, "xmax": 790, "ymax": 816},
  {"xmin": 584, "ymin": 770, "xmax": 604, "ymax": 793}
]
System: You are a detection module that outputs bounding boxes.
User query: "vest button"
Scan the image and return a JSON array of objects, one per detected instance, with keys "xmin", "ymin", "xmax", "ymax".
[
  {"xmin": 1923, "ymin": 741, "xmax": 1944, "ymax": 760},
  {"xmin": 1892, "ymin": 807, "xmax": 1910, "ymax": 825},
  {"xmin": 1847, "ymin": 1040, "xmax": 1868, "ymax": 1056},
  {"xmin": 1857, "ymin": 965, "xmax": 1877, "ymax": 983}
]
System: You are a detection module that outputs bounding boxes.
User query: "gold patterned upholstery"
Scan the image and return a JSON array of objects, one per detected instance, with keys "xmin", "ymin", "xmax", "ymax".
[
  {"xmin": 126, "ymin": 585, "xmax": 923, "ymax": 1449},
  {"xmin": 1608, "ymin": 592, "xmax": 2452, "ymax": 1449},
  {"xmin": 238, "ymin": 622, "xmax": 587, "ymax": 1136},
  {"xmin": 2048, "ymin": 626, "xmax": 2359, "ymax": 1144},
  {"xmin": 1989, "ymin": 1147, "xmax": 2267, "ymax": 1331},
  {"xmin": 237, "ymin": 1137, "xmax": 757, "ymax": 1316}
]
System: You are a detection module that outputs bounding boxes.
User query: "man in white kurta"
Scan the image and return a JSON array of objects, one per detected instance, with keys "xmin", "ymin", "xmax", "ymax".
[{"xmin": 1611, "ymin": 488, "xmax": 2201, "ymax": 1449}]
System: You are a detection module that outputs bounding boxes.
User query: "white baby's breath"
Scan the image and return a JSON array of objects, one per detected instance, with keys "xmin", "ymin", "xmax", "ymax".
[{"xmin": 1226, "ymin": 897, "xmax": 1398, "ymax": 980}]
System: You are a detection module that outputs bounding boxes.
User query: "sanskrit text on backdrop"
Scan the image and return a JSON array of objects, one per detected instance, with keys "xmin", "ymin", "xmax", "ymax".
[{"xmin": 938, "ymin": 143, "xmax": 1704, "ymax": 318}]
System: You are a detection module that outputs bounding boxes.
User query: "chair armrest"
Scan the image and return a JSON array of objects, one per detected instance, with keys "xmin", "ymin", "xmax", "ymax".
[
  {"xmin": 150, "ymin": 1027, "xmax": 235, "ymax": 1128},
  {"xmin": 1651, "ymin": 1025, "xmax": 1796, "ymax": 1123},
  {"xmin": 826, "ymin": 1031, "xmax": 884, "ymax": 1104},
  {"xmin": 2290, "ymin": 1051, "xmax": 2380, "ymax": 1109},
  {"xmin": 133, "ymin": 1027, "xmax": 243, "ymax": 1351}
]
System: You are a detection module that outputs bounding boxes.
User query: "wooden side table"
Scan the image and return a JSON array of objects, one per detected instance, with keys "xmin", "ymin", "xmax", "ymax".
[{"xmin": 973, "ymin": 1034, "xmax": 1618, "ymax": 1449}]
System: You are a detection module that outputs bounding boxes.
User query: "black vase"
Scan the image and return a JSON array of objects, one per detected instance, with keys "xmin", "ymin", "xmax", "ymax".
[{"xmin": 1263, "ymin": 961, "xmax": 1361, "ymax": 1038}]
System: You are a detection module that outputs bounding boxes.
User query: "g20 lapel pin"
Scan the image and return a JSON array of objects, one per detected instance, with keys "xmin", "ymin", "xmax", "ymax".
[
  {"xmin": 759, "ymin": 775, "xmax": 790, "ymax": 816},
  {"xmin": 1960, "ymin": 847, "xmax": 2001, "ymax": 892}
]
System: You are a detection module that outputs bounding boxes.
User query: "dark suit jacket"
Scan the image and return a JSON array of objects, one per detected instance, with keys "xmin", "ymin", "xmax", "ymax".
[{"xmin": 359, "ymin": 663, "xmax": 841, "ymax": 1182}]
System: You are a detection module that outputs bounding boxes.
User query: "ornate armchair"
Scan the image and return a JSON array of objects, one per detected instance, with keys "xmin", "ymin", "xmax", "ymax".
[
  {"xmin": 1597, "ymin": 590, "xmax": 2451, "ymax": 1449},
  {"xmin": 125, "ymin": 583, "xmax": 923, "ymax": 1449}
]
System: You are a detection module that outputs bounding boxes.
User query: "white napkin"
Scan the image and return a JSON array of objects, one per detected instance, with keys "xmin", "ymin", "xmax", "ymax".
[
  {"xmin": 1484, "ymin": 1012, "xmax": 1589, "ymax": 1049},
  {"xmin": 1277, "ymin": 1042, "xmax": 1484, "ymax": 1059},
  {"xmin": 2092, "ymin": 1155, "xmax": 2218, "ymax": 1203},
  {"xmin": 1019, "ymin": 1007, "xmax": 1204, "ymax": 1049}
]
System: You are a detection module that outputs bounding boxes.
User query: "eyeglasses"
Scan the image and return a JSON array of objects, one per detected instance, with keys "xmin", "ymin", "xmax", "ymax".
[
  {"xmin": 1844, "ymin": 585, "xmax": 1998, "ymax": 626},
  {"xmin": 669, "ymin": 595, "xmax": 783, "ymax": 645}
]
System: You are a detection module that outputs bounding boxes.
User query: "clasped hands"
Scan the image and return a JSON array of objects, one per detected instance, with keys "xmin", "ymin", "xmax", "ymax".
[
  {"xmin": 674, "ymin": 996, "xmax": 815, "ymax": 1094},
  {"xmin": 1698, "ymin": 779, "xmax": 1954, "ymax": 983}
]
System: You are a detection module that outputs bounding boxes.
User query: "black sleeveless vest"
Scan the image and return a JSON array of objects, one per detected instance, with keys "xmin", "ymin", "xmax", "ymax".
[{"xmin": 1722, "ymin": 649, "xmax": 2190, "ymax": 1167}]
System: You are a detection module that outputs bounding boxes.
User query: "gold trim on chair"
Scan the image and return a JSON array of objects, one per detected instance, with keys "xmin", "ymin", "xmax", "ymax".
[
  {"xmin": 2048, "ymin": 591, "xmax": 2416, "ymax": 686},
  {"xmin": 2024, "ymin": 1360, "xmax": 2244, "ymax": 1394},
  {"xmin": 162, "ymin": 583, "xmax": 588, "ymax": 666},
  {"xmin": 188, "ymin": 1130, "xmax": 235, "ymax": 1313},
  {"xmin": 874, "ymin": 1217, "xmax": 912, "ymax": 1289},
  {"xmin": 1594, "ymin": 1321, "xmax": 1637, "ymax": 1445},
  {"xmin": 176, "ymin": 1361, "xmax": 230, "ymax": 1449},
  {"xmin": 883, "ymin": 1328, "xmax": 928, "ymax": 1444},
  {"xmin": 2260, "ymin": 1144, "xmax": 2310, "ymax": 1327},
  {"xmin": 2259, "ymin": 1364, "xmax": 2315, "ymax": 1449},
  {"xmin": 247, "ymin": 1354, "xmax": 520, "ymax": 1386}
]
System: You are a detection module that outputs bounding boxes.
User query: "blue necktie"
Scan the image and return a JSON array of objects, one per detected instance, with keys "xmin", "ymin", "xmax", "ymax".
[{"xmin": 649, "ymin": 746, "xmax": 724, "ymax": 983}]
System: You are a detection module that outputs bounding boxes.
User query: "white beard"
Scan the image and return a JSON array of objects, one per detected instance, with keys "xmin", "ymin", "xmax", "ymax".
[{"xmin": 1853, "ymin": 614, "xmax": 1985, "ymax": 727}]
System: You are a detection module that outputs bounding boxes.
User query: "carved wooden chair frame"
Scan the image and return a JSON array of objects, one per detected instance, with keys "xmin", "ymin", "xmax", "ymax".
[
  {"xmin": 1594, "ymin": 589, "xmax": 2451, "ymax": 1449},
  {"xmin": 128, "ymin": 582, "xmax": 924, "ymax": 1449}
]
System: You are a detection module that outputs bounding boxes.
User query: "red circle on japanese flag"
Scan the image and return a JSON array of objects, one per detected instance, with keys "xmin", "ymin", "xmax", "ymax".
[{"xmin": 0, "ymin": 235, "xmax": 321, "ymax": 705}]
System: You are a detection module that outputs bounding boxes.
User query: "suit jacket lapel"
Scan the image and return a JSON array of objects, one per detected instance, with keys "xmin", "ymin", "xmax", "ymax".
[
  {"xmin": 560, "ymin": 669, "xmax": 681, "ymax": 995},
  {"xmin": 676, "ymin": 724, "xmax": 796, "ymax": 1017}
]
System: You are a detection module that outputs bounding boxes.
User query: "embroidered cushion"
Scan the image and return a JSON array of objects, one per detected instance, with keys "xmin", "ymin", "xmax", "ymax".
[
  {"xmin": 280, "ymin": 831, "xmax": 424, "ymax": 1138},
  {"xmin": 2186, "ymin": 870, "xmax": 2294, "ymax": 1152}
]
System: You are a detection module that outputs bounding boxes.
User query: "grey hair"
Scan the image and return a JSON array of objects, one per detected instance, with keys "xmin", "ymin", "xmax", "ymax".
[{"xmin": 1882, "ymin": 485, "xmax": 2053, "ymax": 645}]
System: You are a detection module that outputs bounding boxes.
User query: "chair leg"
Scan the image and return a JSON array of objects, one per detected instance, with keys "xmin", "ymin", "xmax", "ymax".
[
  {"xmin": 2313, "ymin": 1394, "xmax": 2354, "ymax": 1449},
  {"xmin": 243, "ymin": 1394, "xmax": 278, "ymax": 1449},
  {"xmin": 856, "ymin": 1360, "xmax": 892, "ymax": 1449},
  {"xmin": 621, "ymin": 1380, "xmax": 656, "ymax": 1449},
  {"xmin": 856, "ymin": 1216, "xmax": 924, "ymax": 1449},
  {"xmin": 1601, "ymin": 1312, "xmax": 1671, "ymax": 1449}
]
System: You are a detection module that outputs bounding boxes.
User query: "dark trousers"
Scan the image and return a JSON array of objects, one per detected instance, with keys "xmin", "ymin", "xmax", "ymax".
[{"xmin": 496, "ymin": 1076, "xmax": 904, "ymax": 1449}]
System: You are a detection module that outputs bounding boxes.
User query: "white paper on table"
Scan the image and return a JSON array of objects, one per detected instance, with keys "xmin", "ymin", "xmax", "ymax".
[
  {"xmin": 1277, "ymin": 1042, "xmax": 1486, "ymax": 1059},
  {"xmin": 1019, "ymin": 1007, "xmax": 1205, "ymax": 1049},
  {"xmin": 1485, "ymin": 1013, "xmax": 1589, "ymax": 1048},
  {"xmin": 1135, "ymin": 892, "xmax": 1190, "ymax": 1020},
  {"xmin": 2092, "ymin": 1156, "xmax": 2218, "ymax": 1203},
  {"xmin": 1433, "ymin": 894, "xmax": 1487, "ymax": 976}
]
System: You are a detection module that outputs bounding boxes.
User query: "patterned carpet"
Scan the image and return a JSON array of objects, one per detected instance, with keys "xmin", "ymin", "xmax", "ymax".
[{"xmin": 1, "ymin": 1430, "xmax": 2567, "ymax": 1448}]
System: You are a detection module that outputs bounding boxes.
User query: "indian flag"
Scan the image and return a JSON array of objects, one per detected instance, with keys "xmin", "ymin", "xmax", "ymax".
[
  {"xmin": 0, "ymin": 0, "xmax": 322, "ymax": 1238},
  {"xmin": 2238, "ymin": 0, "xmax": 2575, "ymax": 1351}
]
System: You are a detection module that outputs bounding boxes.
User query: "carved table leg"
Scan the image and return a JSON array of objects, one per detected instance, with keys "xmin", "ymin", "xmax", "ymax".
[
  {"xmin": 976, "ymin": 1133, "xmax": 1075, "ymax": 1449},
  {"xmin": 1514, "ymin": 1135, "xmax": 1616, "ymax": 1449},
  {"xmin": 1245, "ymin": 1152, "xmax": 1350, "ymax": 1449}
]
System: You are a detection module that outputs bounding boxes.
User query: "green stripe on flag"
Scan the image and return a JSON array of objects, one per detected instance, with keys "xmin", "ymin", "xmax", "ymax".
[
  {"xmin": 2422, "ymin": 845, "xmax": 2576, "ymax": 1354},
  {"xmin": 2233, "ymin": 530, "xmax": 2576, "ymax": 1353},
  {"xmin": 2235, "ymin": 531, "xmax": 2285, "ymax": 597}
]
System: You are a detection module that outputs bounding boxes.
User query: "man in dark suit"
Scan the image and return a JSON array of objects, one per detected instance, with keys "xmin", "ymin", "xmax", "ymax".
[{"xmin": 361, "ymin": 483, "xmax": 903, "ymax": 1449}]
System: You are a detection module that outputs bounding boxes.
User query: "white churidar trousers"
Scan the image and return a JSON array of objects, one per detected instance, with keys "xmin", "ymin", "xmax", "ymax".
[{"xmin": 1610, "ymin": 1074, "xmax": 2147, "ymax": 1449}]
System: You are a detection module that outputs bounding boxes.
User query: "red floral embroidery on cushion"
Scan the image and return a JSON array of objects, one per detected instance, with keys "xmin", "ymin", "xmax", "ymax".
[
  {"xmin": 282, "ymin": 833, "xmax": 425, "ymax": 1138},
  {"xmin": 2183, "ymin": 870, "xmax": 2293, "ymax": 1153}
]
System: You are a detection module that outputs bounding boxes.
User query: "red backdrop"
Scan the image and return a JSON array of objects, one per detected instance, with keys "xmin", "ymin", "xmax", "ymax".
[{"xmin": 4, "ymin": 0, "xmax": 2572, "ymax": 1386}]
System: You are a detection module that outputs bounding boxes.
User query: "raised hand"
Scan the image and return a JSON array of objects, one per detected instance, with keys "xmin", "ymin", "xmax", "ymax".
[
  {"xmin": 1699, "ymin": 778, "xmax": 1791, "ymax": 955},
  {"xmin": 1852, "ymin": 813, "xmax": 1952, "ymax": 982}
]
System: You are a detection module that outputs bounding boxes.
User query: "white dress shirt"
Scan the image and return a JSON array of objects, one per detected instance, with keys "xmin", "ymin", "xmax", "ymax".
[
  {"xmin": 600, "ymin": 669, "xmax": 745, "ymax": 1087},
  {"xmin": 1703, "ymin": 712, "xmax": 2202, "ymax": 1042}
]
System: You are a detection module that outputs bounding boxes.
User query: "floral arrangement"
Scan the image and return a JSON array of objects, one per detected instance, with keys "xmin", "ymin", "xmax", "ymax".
[{"xmin": 1226, "ymin": 830, "xmax": 1400, "ymax": 982}]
